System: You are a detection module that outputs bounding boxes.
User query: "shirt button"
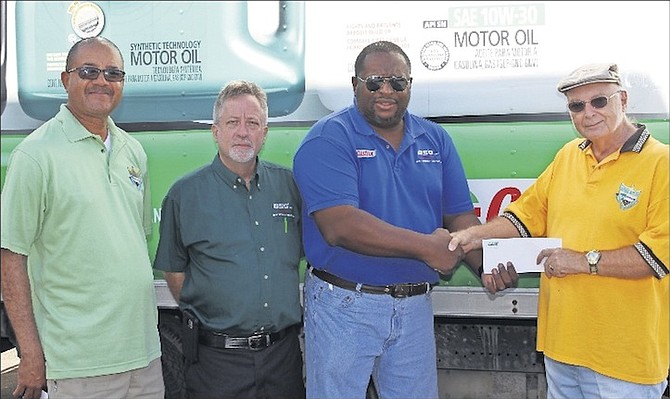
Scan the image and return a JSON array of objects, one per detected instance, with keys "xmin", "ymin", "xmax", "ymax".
[
  {"xmin": 255, "ymin": 221, "xmax": 260, "ymax": 226},
  {"xmin": 264, "ymin": 275, "xmax": 269, "ymax": 279},
  {"xmin": 260, "ymin": 247, "xmax": 265, "ymax": 252},
  {"xmin": 263, "ymin": 303, "xmax": 268, "ymax": 308}
]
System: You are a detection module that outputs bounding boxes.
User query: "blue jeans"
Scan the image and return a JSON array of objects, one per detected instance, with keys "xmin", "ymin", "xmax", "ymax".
[
  {"xmin": 545, "ymin": 356, "xmax": 668, "ymax": 399},
  {"xmin": 303, "ymin": 269, "xmax": 438, "ymax": 399}
]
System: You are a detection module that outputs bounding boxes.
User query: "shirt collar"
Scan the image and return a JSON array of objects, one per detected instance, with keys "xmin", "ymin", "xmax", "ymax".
[
  {"xmin": 578, "ymin": 123, "xmax": 649, "ymax": 153},
  {"xmin": 57, "ymin": 104, "xmax": 122, "ymax": 146},
  {"xmin": 211, "ymin": 154, "xmax": 261, "ymax": 191}
]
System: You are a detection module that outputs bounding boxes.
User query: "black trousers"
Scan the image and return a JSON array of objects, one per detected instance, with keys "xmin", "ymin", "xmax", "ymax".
[{"xmin": 185, "ymin": 327, "xmax": 305, "ymax": 399}]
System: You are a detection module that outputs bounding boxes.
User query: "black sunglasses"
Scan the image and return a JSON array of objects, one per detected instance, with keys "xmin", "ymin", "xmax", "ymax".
[
  {"xmin": 356, "ymin": 76, "xmax": 412, "ymax": 92},
  {"xmin": 67, "ymin": 66, "xmax": 126, "ymax": 82},
  {"xmin": 567, "ymin": 91, "xmax": 621, "ymax": 113}
]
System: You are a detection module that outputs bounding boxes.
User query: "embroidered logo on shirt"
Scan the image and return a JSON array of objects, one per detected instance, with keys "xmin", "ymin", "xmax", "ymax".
[
  {"xmin": 127, "ymin": 166, "xmax": 144, "ymax": 191},
  {"xmin": 272, "ymin": 202, "xmax": 295, "ymax": 218},
  {"xmin": 615, "ymin": 183, "xmax": 640, "ymax": 210},
  {"xmin": 273, "ymin": 202, "xmax": 295, "ymax": 234},
  {"xmin": 356, "ymin": 149, "xmax": 376, "ymax": 158},
  {"xmin": 416, "ymin": 149, "xmax": 441, "ymax": 163}
]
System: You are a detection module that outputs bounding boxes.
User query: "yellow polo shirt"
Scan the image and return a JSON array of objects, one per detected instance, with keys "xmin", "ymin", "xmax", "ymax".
[{"xmin": 504, "ymin": 126, "xmax": 669, "ymax": 384}]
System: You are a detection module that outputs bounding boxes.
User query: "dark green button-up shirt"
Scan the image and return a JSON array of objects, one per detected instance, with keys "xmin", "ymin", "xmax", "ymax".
[{"xmin": 154, "ymin": 155, "xmax": 303, "ymax": 335}]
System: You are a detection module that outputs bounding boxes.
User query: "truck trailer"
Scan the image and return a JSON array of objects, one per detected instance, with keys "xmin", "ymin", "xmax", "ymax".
[{"xmin": 1, "ymin": 1, "xmax": 668, "ymax": 398}]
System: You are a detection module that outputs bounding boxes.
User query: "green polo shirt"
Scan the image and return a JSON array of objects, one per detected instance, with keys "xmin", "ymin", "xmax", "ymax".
[
  {"xmin": 0, "ymin": 105, "xmax": 160, "ymax": 379},
  {"xmin": 154, "ymin": 155, "xmax": 303, "ymax": 335}
]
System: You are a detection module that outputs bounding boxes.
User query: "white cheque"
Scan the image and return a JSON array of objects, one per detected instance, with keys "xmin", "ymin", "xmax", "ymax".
[{"xmin": 482, "ymin": 238, "xmax": 562, "ymax": 273}]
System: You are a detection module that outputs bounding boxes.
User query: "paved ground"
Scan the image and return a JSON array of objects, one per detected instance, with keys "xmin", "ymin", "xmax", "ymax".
[
  {"xmin": 2, "ymin": 345, "xmax": 669, "ymax": 399},
  {"xmin": 1, "ymin": 348, "xmax": 19, "ymax": 399}
]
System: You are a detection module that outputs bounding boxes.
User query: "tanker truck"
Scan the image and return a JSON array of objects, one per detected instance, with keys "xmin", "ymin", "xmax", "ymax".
[{"xmin": 1, "ymin": 1, "xmax": 668, "ymax": 398}]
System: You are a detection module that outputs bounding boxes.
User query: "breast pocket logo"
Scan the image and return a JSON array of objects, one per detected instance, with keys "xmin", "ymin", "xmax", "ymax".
[
  {"xmin": 615, "ymin": 183, "xmax": 640, "ymax": 210},
  {"xmin": 127, "ymin": 166, "xmax": 144, "ymax": 191},
  {"xmin": 272, "ymin": 202, "xmax": 295, "ymax": 218},
  {"xmin": 416, "ymin": 149, "xmax": 441, "ymax": 163}
]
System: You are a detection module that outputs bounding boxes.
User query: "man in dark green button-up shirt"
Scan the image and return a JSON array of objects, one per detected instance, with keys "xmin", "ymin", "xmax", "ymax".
[{"xmin": 154, "ymin": 80, "xmax": 305, "ymax": 399}]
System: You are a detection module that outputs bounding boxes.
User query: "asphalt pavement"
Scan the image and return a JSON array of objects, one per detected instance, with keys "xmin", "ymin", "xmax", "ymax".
[{"xmin": 2, "ymin": 345, "xmax": 669, "ymax": 399}]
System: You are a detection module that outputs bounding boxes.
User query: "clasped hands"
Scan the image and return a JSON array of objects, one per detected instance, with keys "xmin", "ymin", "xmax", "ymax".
[{"xmin": 426, "ymin": 228, "xmax": 518, "ymax": 294}]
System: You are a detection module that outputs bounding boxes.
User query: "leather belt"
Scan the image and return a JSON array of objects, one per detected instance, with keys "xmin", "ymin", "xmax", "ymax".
[
  {"xmin": 199, "ymin": 324, "xmax": 296, "ymax": 351},
  {"xmin": 311, "ymin": 268, "xmax": 435, "ymax": 298}
]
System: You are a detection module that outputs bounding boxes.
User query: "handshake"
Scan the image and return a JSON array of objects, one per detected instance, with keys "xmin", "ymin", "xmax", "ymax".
[{"xmin": 423, "ymin": 227, "xmax": 518, "ymax": 294}]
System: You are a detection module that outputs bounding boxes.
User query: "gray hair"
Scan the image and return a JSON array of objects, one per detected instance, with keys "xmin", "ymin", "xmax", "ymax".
[{"xmin": 212, "ymin": 80, "xmax": 268, "ymax": 124}]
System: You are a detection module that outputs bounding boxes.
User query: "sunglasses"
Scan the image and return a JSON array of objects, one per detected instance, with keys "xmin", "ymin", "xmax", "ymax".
[
  {"xmin": 67, "ymin": 66, "xmax": 126, "ymax": 82},
  {"xmin": 567, "ymin": 91, "xmax": 621, "ymax": 113},
  {"xmin": 357, "ymin": 76, "xmax": 412, "ymax": 92}
]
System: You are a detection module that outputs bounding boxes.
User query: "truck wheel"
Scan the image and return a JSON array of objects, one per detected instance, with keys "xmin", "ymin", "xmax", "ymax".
[{"xmin": 159, "ymin": 311, "xmax": 186, "ymax": 399}]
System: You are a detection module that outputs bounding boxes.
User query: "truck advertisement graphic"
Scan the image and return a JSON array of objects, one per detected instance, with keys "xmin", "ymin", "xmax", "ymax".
[{"xmin": 2, "ymin": 1, "xmax": 668, "ymax": 398}]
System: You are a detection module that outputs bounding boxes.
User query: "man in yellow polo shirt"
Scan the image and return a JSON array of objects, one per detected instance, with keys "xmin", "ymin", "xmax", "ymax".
[{"xmin": 448, "ymin": 63, "xmax": 668, "ymax": 398}]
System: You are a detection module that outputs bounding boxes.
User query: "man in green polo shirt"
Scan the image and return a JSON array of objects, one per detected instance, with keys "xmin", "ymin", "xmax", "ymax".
[
  {"xmin": 0, "ymin": 37, "xmax": 164, "ymax": 399},
  {"xmin": 154, "ymin": 80, "xmax": 305, "ymax": 399}
]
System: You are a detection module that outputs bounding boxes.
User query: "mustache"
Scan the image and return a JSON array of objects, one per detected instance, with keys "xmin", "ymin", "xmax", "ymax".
[
  {"xmin": 374, "ymin": 97, "xmax": 397, "ymax": 104},
  {"xmin": 87, "ymin": 87, "xmax": 114, "ymax": 95}
]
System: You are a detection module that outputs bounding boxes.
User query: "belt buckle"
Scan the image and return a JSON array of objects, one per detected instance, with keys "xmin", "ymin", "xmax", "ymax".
[
  {"xmin": 390, "ymin": 284, "xmax": 410, "ymax": 298},
  {"xmin": 247, "ymin": 333, "xmax": 269, "ymax": 350}
]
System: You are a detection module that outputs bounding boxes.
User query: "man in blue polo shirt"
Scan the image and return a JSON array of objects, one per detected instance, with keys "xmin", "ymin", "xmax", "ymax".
[{"xmin": 293, "ymin": 40, "xmax": 516, "ymax": 399}]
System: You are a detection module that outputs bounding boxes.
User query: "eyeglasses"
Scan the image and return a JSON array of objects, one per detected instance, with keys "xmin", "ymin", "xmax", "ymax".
[
  {"xmin": 567, "ymin": 91, "xmax": 621, "ymax": 113},
  {"xmin": 67, "ymin": 66, "xmax": 126, "ymax": 82},
  {"xmin": 356, "ymin": 76, "xmax": 412, "ymax": 92}
]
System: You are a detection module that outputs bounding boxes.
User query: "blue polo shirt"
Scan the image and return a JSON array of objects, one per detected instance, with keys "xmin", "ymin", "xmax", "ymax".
[{"xmin": 293, "ymin": 103, "xmax": 473, "ymax": 285}]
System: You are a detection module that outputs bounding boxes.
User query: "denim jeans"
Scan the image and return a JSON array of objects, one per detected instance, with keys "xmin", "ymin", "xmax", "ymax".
[
  {"xmin": 545, "ymin": 356, "xmax": 668, "ymax": 399},
  {"xmin": 303, "ymin": 269, "xmax": 438, "ymax": 399}
]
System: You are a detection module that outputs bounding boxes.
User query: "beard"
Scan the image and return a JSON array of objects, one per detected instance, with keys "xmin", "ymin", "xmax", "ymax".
[
  {"xmin": 361, "ymin": 95, "xmax": 410, "ymax": 130},
  {"xmin": 228, "ymin": 145, "xmax": 256, "ymax": 163},
  {"xmin": 363, "ymin": 107, "xmax": 404, "ymax": 129}
]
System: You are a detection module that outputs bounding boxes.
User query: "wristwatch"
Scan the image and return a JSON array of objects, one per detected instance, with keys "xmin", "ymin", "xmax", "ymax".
[{"xmin": 586, "ymin": 250, "xmax": 601, "ymax": 275}]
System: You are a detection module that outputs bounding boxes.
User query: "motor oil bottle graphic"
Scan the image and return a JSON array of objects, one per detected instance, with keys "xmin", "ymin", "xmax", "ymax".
[{"xmin": 16, "ymin": 1, "xmax": 305, "ymax": 122}]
